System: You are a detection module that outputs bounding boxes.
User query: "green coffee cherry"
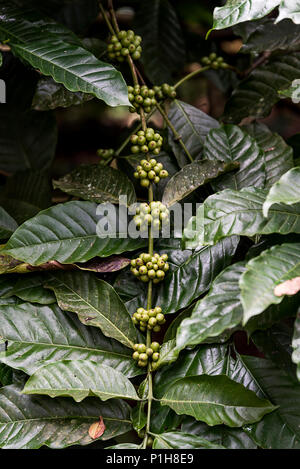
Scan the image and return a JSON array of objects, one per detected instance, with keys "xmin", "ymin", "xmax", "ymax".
[
  {"xmin": 132, "ymin": 306, "xmax": 166, "ymax": 332},
  {"xmin": 130, "ymin": 128, "xmax": 163, "ymax": 156},
  {"xmin": 107, "ymin": 30, "xmax": 142, "ymax": 63},
  {"xmin": 154, "ymin": 83, "xmax": 176, "ymax": 100},
  {"xmin": 130, "ymin": 253, "xmax": 169, "ymax": 283},
  {"xmin": 128, "ymin": 85, "xmax": 157, "ymax": 114},
  {"xmin": 133, "ymin": 201, "xmax": 170, "ymax": 231},
  {"xmin": 97, "ymin": 148, "xmax": 114, "ymax": 160},
  {"xmin": 133, "ymin": 156, "xmax": 168, "ymax": 187},
  {"xmin": 200, "ymin": 53, "xmax": 229, "ymax": 70}
]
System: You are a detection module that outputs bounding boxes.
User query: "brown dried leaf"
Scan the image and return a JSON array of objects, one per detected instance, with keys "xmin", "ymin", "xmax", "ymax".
[
  {"xmin": 76, "ymin": 256, "xmax": 130, "ymax": 273},
  {"xmin": 274, "ymin": 277, "xmax": 300, "ymax": 297},
  {"xmin": 88, "ymin": 416, "xmax": 106, "ymax": 440}
]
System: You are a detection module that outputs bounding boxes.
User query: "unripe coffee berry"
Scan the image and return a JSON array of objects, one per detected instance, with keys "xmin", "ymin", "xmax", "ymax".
[{"xmin": 107, "ymin": 30, "xmax": 142, "ymax": 62}]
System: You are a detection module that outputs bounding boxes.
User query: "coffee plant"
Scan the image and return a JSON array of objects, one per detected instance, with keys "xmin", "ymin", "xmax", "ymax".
[{"xmin": 0, "ymin": 0, "xmax": 299, "ymax": 451}]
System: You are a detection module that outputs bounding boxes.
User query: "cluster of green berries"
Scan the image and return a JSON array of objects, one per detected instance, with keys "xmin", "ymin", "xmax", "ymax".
[
  {"xmin": 107, "ymin": 30, "xmax": 142, "ymax": 62},
  {"xmin": 201, "ymin": 53, "xmax": 229, "ymax": 69},
  {"xmin": 130, "ymin": 252, "xmax": 169, "ymax": 283},
  {"xmin": 130, "ymin": 128, "xmax": 163, "ymax": 156},
  {"xmin": 133, "ymin": 158, "xmax": 168, "ymax": 188},
  {"xmin": 97, "ymin": 148, "xmax": 114, "ymax": 160},
  {"xmin": 134, "ymin": 201, "xmax": 169, "ymax": 231},
  {"xmin": 132, "ymin": 306, "xmax": 166, "ymax": 332},
  {"xmin": 128, "ymin": 85, "xmax": 157, "ymax": 114},
  {"xmin": 132, "ymin": 342, "xmax": 160, "ymax": 368},
  {"xmin": 153, "ymin": 83, "xmax": 176, "ymax": 100}
]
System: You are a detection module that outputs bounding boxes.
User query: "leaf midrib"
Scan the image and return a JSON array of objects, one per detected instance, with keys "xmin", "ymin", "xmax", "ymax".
[{"xmin": 49, "ymin": 278, "xmax": 135, "ymax": 349}]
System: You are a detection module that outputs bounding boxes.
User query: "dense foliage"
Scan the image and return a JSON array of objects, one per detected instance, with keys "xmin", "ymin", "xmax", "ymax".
[{"xmin": 0, "ymin": 0, "xmax": 300, "ymax": 450}]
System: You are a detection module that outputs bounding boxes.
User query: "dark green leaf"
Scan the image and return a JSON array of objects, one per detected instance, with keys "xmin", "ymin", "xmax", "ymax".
[
  {"xmin": 0, "ymin": 302, "xmax": 141, "ymax": 377},
  {"xmin": 161, "ymin": 374, "xmax": 276, "ymax": 427},
  {"xmin": 2, "ymin": 201, "xmax": 145, "ymax": 265},
  {"xmin": 203, "ymin": 124, "xmax": 265, "ymax": 190},
  {"xmin": 135, "ymin": 0, "xmax": 185, "ymax": 84},
  {"xmin": 162, "ymin": 160, "xmax": 238, "ymax": 207},
  {"xmin": 6, "ymin": 275, "xmax": 56, "ymax": 304},
  {"xmin": 224, "ymin": 52, "xmax": 300, "ymax": 123},
  {"xmin": 23, "ymin": 360, "xmax": 140, "ymax": 401},
  {"xmin": 182, "ymin": 418, "xmax": 257, "ymax": 449},
  {"xmin": 0, "ymin": 4, "xmax": 130, "ymax": 107},
  {"xmin": 245, "ymin": 122, "xmax": 293, "ymax": 187},
  {"xmin": 46, "ymin": 271, "xmax": 139, "ymax": 349},
  {"xmin": 239, "ymin": 355, "xmax": 300, "ymax": 449},
  {"xmin": 202, "ymin": 188, "xmax": 300, "ymax": 245},
  {"xmin": 167, "ymin": 100, "xmax": 219, "ymax": 166},
  {"xmin": 0, "ymin": 208, "xmax": 17, "ymax": 239},
  {"xmin": 53, "ymin": 164, "xmax": 136, "ymax": 206},
  {"xmin": 32, "ymin": 76, "xmax": 93, "ymax": 110},
  {"xmin": 154, "ymin": 343, "xmax": 233, "ymax": 399},
  {"xmin": 242, "ymin": 19, "xmax": 300, "ymax": 53},
  {"xmin": 176, "ymin": 262, "xmax": 245, "ymax": 349},
  {"xmin": 0, "ymin": 384, "xmax": 132, "ymax": 448}
]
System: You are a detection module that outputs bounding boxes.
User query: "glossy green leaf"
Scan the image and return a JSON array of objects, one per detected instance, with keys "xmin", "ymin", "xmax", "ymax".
[
  {"xmin": 277, "ymin": 0, "xmax": 300, "ymax": 23},
  {"xmin": 23, "ymin": 360, "xmax": 139, "ymax": 402},
  {"xmin": 135, "ymin": 0, "xmax": 185, "ymax": 84},
  {"xmin": 150, "ymin": 402, "xmax": 182, "ymax": 434},
  {"xmin": 0, "ymin": 384, "xmax": 132, "ymax": 448},
  {"xmin": 224, "ymin": 52, "xmax": 300, "ymax": 123},
  {"xmin": 0, "ymin": 109, "xmax": 57, "ymax": 173},
  {"xmin": 116, "ymin": 237, "xmax": 239, "ymax": 315},
  {"xmin": 0, "ymin": 302, "xmax": 141, "ymax": 377},
  {"xmin": 161, "ymin": 374, "xmax": 276, "ymax": 427},
  {"xmin": 154, "ymin": 343, "xmax": 233, "ymax": 399},
  {"xmin": 0, "ymin": 5, "xmax": 130, "ymax": 107},
  {"xmin": 242, "ymin": 19, "xmax": 300, "ymax": 53},
  {"xmin": 155, "ymin": 339, "xmax": 181, "ymax": 369},
  {"xmin": 167, "ymin": 100, "xmax": 219, "ymax": 166},
  {"xmin": 152, "ymin": 432, "xmax": 225, "ymax": 449},
  {"xmin": 263, "ymin": 167, "xmax": 300, "ymax": 216},
  {"xmin": 46, "ymin": 271, "xmax": 138, "ymax": 349},
  {"xmin": 2, "ymin": 201, "xmax": 145, "ymax": 265},
  {"xmin": 182, "ymin": 418, "xmax": 257, "ymax": 449},
  {"xmin": 211, "ymin": 0, "xmax": 279, "ymax": 31},
  {"xmin": 53, "ymin": 164, "xmax": 136, "ymax": 206},
  {"xmin": 6, "ymin": 275, "xmax": 56, "ymax": 305},
  {"xmin": 245, "ymin": 122, "xmax": 293, "ymax": 187},
  {"xmin": 176, "ymin": 262, "xmax": 245, "ymax": 349},
  {"xmin": 0, "ymin": 364, "xmax": 13, "ymax": 386},
  {"xmin": 202, "ymin": 188, "xmax": 300, "ymax": 245},
  {"xmin": 203, "ymin": 124, "xmax": 265, "ymax": 190},
  {"xmin": 32, "ymin": 76, "xmax": 93, "ymax": 110},
  {"xmin": 239, "ymin": 355, "xmax": 300, "ymax": 449},
  {"xmin": 162, "ymin": 160, "xmax": 238, "ymax": 207},
  {"xmin": 240, "ymin": 243, "xmax": 300, "ymax": 324},
  {"xmin": 0, "ymin": 208, "xmax": 17, "ymax": 240}
]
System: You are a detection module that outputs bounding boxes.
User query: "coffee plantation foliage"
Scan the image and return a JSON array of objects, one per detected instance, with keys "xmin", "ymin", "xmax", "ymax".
[{"xmin": 0, "ymin": 0, "xmax": 299, "ymax": 450}]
